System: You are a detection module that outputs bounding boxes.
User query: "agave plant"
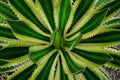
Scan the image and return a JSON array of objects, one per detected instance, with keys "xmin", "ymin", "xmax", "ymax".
[{"xmin": 0, "ymin": 0, "xmax": 120, "ymax": 80}]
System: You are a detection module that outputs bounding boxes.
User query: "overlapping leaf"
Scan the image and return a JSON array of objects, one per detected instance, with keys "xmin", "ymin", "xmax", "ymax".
[{"xmin": 0, "ymin": 0, "xmax": 119, "ymax": 80}]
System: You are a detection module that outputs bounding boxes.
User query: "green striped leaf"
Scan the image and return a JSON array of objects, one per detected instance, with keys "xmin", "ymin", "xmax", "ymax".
[
  {"xmin": 29, "ymin": 44, "xmax": 57, "ymax": 64},
  {"xmin": 54, "ymin": 59, "xmax": 69, "ymax": 80},
  {"xmin": 102, "ymin": 23, "xmax": 120, "ymax": 30},
  {"xmin": 59, "ymin": 0, "xmax": 71, "ymax": 35},
  {"xmin": 80, "ymin": 67, "xmax": 110, "ymax": 80},
  {"xmin": 37, "ymin": 0, "xmax": 55, "ymax": 30},
  {"xmin": 72, "ymin": 48, "xmax": 112, "ymax": 65},
  {"xmin": 0, "ymin": 62, "xmax": 24, "ymax": 72},
  {"xmin": 96, "ymin": 0, "xmax": 112, "ymax": 7},
  {"xmin": 110, "ymin": 54, "xmax": 120, "ymax": 67},
  {"xmin": 8, "ymin": 0, "xmax": 50, "ymax": 33},
  {"xmin": 81, "ymin": 30, "xmax": 120, "ymax": 43},
  {"xmin": 66, "ymin": 0, "xmax": 96, "ymax": 36},
  {"xmin": 0, "ymin": 59, "xmax": 25, "ymax": 72},
  {"xmin": 30, "ymin": 52, "xmax": 58, "ymax": 80},
  {"xmin": 79, "ymin": 8, "xmax": 108, "ymax": 34},
  {"xmin": 8, "ymin": 20, "xmax": 50, "ymax": 43},
  {"xmin": 60, "ymin": 48, "xmax": 85, "ymax": 74},
  {"xmin": 65, "ymin": 32, "xmax": 82, "ymax": 50},
  {"xmin": 0, "ymin": 47, "xmax": 29, "ymax": 60},
  {"xmin": 0, "ymin": 57, "xmax": 29, "ymax": 67},
  {"xmin": 8, "ymin": 61, "xmax": 36, "ymax": 80},
  {"xmin": 0, "ymin": 59, "xmax": 10, "ymax": 66},
  {"xmin": 52, "ymin": 0, "xmax": 61, "ymax": 29},
  {"xmin": 0, "ymin": 24, "xmax": 17, "ymax": 41},
  {"xmin": 97, "ymin": 0, "xmax": 120, "ymax": 21},
  {"xmin": 100, "ymin": 0, "xmax": 120, "ymax": 17},
  {"xmin": 81, "ymin": 68, "xmax": 100, "ymax": 80},
  {"xmin": 0, "ymin": 1, "xmax": 17, "ymax": 20},
  {"xmin": 75, "ymin": 42, "xmax": 120, "ymax": 54},
  {"xmin": 104, "ymin": 48, "xmax": 120, "ymax": 68},
  {"xmin": 69, "ymin": 0, "xmax": 95, "ymax": 32},
  {"xmin": 106, "ymin": 17, "xmax": 120, "ymax": 24}
]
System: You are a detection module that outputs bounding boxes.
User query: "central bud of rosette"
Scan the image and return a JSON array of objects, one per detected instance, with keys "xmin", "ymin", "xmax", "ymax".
[{"xmin": 51, "ymin": 29, "xmax": 64, "ymax": 50}]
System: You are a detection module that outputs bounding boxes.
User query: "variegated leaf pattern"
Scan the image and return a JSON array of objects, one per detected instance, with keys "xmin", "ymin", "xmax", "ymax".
[{"xmin": 0, "ymin": 0, "xmax": 120, "ymax": 80}]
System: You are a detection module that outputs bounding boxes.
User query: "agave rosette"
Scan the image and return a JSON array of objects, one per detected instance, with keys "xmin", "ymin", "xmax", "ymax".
[{"xmin": 0, "ymin": 0, "xmax": 120, "ymax": 80}]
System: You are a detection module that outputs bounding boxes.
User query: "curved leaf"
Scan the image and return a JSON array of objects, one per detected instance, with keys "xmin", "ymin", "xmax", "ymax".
[
  {"xmin": 36, "ymin": 0, "xmax": 55, "ymax": 30},
  {"xmin": 0, "ymin": 1, "xmax": 17, "ymax": 20},
  {"xmin": 60, "ymin": 49, "xmax": 85, "ymax": 74},
  {"xmin": 29, "ymin": 44, "xmax": 57, "ymax": 64},
  {"xmin": 69, "ymin": 0, "xmax": 95, "ymax": 31},
  {"xmin": 54, "ymin": 58, "xmax": 70, "ymax": 80},
  {"xmin": 72, "ymin": 48, "xmax": 112, "ymax": 65},
  {"xmin": 105, "ymin": 48, "xmax": 120, "ymax": 69},
  {"xmin": 0, "ymin": 61, "xmax": 25, "ymax": 72},
  {"xmin": 30, "ymin": 52, "xmax": 58, "ymax": 80},
  {"xmin": 8, "ymin": 20, "xmax": 50, "ymax": 44},
  {"xmin": 0, "ymin": 24, "xmax": 17, "ymax": 41},
  {"xmin": 68, "ymin": 8, "xmax": 108, "ymax": 38},
  {"xmin": 0, "ymin": 59, "xmax": 10, "ymax": 66},
  {"xmin": 81, "ymin": 30, "xmax": 120, "ymax": 43},
  {"xmin": 79, "ymin": 67, "xmax": 110, "ymax": 80},
  {"xmin": 59, "ymin": 0, "xmax": 72, "ymax": 35},
  {"xmin": 8, "ymin": 61, "xmax": 36, "ymax": 80},
  {"xmin": 106, "ymin": 17, "xmax": 120, "ymax": 24},
  {"xmin": 8, "ymin": 0, "xmax": 50, "ymax": 33},
  {"xmin": 0, "ymin": 47, "xmax": 29, "ymax": 60},
  {"xmin": 96, "ymin": 0, "xmax": 120, "ymax": 21},
  {"xmin": 66, "ymin": 0, "xmax": 96, "ymax": 36},
  {"xmin": 79, "ymin": 8, "xmax": 108, "ymax": 34}
]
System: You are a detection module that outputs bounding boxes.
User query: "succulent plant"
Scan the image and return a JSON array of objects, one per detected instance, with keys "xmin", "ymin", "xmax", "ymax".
[{"xmin": 0, "ymin": 0, "xmax": 120, "ymax": 80}]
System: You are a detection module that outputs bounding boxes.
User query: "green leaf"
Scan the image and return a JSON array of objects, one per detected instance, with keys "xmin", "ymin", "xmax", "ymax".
[
  {"xmin": 59, "ymin": 0, "xmax": 71, "ymax": 35},
  {"xmin": 106, "ymin": 17, "xmax": 120, "ymax": 24},
  {"xmin": 0, "ymin": 59, "xmax": 10, "ymax": 66},
  {"xmin": 0, "ymin": 15, "xmax": 6, "ymax": 23},
  {"xmin": 0, "ymin": 47, "xmax": 29, "ymax": 60},
  {"xmin": 104, "ymin": 48, "xmax": 120, "ymax": 68},
  {"xmin": 70, "ymin": 0, "xmax": 95, "ymax": 30},
  {"xmin": 96, "ymin": 0, "xmax": 112, "ymax": 7},
  {"xmin": 80, "ymin": 67, "xmax": 110, "ymax": 80},
  {"xmin": 101, "ymin": 0, "xmax": 120, "ymax": 17},
  {"xmin": 110, "ymin": 54, "xmax": 120, "ymax": 67},
  {"xmin": 0, "ymin": 59, "xmax": 24, "ymax": 71},
  {"xmin": 97, "ymin": 0, "xmax": 120, "ymax": 21},
  {"xmin": 29, "ymin": 44, "xmax": 57, "ymax": 64},
  {"xmin": 36, "ymin": 0, "xmax": 55, "ymax": 30},
  {"xmin": 60, "ymin": 48, "xmax": 85, "ymax": 74},
  {"xmin": 53, "ymin": 30, "xmax": 63, "ymax": 49},
  {"xmin": 72, "ymin": 48, "xmax": 112, "ymax": 65},
  {"xmin": 81, "ymin": 68, "xmax": 100, "ymax": 80},
  {"xmin": 8, "ymin": 61, "xmax": 36, "ymax": 80},
  {"xmin": 65, "ymin": 32, "xmax": 82, "ymax": 50},
  {"xmin": 8, "ymin": 0, "xmax": 50, "ymax": 33},
  {"xmin": 0, "ymin": 1, "xmax": 17, "ymax": 20},
  {"xmin": 0, "ymin": 24, "xmax": 17, "ymax": 40},
  {"xmin": 75, "ymin": 42, "xmax": 120, "ymax": 54},
  {"xmin": 0, "ymin": 62, "xmax": 24, "ymax": 72},
  {"xmin": 81, "ymin": 30, "xmax": 120, "ymax": 43},
  {"xmin": 103, "ymin": 23, "xmax": 120, "ymax": 30},
  {"xmin": 79, "ymin": 8, "xmax": 108, "ymax": 34},
  {"xmin": 54, "ymin": 59, "xmax": 69, "ymax": 80},
  {"xmin": 8, "ymin": 20, "xmax": 50, "ymax": 43},
  {"xmin": 66, "ymin": 0, "xmax": 96, "ymax": 37},
  {"xmin": 30, "ymin": 52, "xmax": 58, "ymax": 80}
]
